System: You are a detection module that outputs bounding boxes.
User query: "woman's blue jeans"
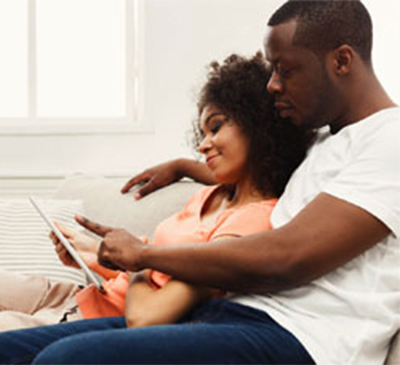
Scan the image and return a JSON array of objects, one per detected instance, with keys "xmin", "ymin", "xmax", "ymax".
[{"xmin": 0, "ymin": 299, "xmax": 314, "ymax": 364}]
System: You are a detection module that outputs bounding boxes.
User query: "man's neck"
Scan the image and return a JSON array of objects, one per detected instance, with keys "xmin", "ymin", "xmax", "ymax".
[{"xmin": 330, "ymin": 75, "xmax": 397, "ymax": 134}]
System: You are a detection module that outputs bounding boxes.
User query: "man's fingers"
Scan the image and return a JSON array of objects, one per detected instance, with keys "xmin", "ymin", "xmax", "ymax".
[
  {"xmin": 121, "ymin": 172, "xmax": 149, "ymax": 194},
  {"xmin": 75, "ymin": 215, "xmax": 113, "ymax": 237},
  {"xmin": 135, "ymin": 180, "xmax": 158, "ymax": 199},
  {"xmin": 99, "ymin": 258, "xmax": 126, "ymax": 272},
  {"xmin": 120, "ymin": 177, "xmax": 138, "ymax": 193},
  {"xmin": 98, "ymin": 244, "xmax": 126, "ymax": 271}
]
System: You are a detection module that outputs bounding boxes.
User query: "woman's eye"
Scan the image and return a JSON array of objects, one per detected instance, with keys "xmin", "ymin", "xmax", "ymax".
[{"xmin": 210, "ymin": 121, "xmax": 222, "ymax": 134}]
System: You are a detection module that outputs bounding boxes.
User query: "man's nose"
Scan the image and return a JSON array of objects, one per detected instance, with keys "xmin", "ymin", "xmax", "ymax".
[{"xmin": 266, "ymin": 71, "xmax": 283, "ymax": 95}]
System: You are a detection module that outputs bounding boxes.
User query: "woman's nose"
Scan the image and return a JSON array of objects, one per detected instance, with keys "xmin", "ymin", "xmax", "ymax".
[{"xmin": 198, "ymin": 135, "xmax": 212, "ymax": 154}]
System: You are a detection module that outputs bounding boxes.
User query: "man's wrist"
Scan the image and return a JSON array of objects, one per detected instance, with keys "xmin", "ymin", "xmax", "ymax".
[
  {"xmin": 175, "ymin": 158, "xmax": 191, "ymax": 179},
  {"xmin": 136, "ymin": 242, "xmax": 156, "ymax": 272},
  {"xmin": 176, "ymin": 158, "xmax": 208, "ymax": 182}
]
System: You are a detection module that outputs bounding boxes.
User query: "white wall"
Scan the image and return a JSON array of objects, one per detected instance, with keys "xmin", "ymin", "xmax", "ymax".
[
  {"xmin": 0, "ymin": 0, "xmax": 284, "ymax": 181},
  {"xmin": 363, "ymin": 0, "xmax": 400, "ymax": 104},
  {"xmin": 0, "ymin": 0, "xmax": 399, "ymax": 183}
]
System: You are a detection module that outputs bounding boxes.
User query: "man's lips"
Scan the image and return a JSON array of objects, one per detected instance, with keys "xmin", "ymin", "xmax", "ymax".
[
  {"xmin": 274, "ymin": 101, "xmax": 293, "ymax": 111},
  {"xmin": 274, "ymin": 102, "xmax": 294, "ymax": 118}
]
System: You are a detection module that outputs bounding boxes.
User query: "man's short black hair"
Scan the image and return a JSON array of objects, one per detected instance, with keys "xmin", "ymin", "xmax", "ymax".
[{"xmin": 268, "ymin": 0, "xmax": 373, "ymax": 64}]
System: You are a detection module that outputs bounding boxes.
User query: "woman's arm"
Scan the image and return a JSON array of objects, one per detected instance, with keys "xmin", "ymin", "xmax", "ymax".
[
  {"xmin": 125, "ymin": 272, "xmax": 213, "ymax": 328},
  {"xmin": 125, "ymin": 236, "xmax": 233, "ymax": 328}
]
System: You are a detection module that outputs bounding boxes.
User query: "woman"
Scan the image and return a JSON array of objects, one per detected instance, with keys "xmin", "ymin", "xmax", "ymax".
[{"xmin": 0, "ymin": 53, "xmax": 314, "ymax": 364}]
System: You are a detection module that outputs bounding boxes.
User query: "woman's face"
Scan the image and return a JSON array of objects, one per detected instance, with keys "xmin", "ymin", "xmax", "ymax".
[{"xmin": 198, "ymin": 104, "xmax": 249, "ymax": 184}]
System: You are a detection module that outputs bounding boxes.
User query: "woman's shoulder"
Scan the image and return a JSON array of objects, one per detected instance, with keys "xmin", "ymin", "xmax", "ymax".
[
  {"xmin": 209, "ymin": 198, "xmax": 278, "ymax": 240},
  {"xmin": 175, "ymin": 185, "xmax": 222, "ymax": 219},
  {"xmin": 186, "ymin": 185, "xmax": 222, "ymax": 208},
  {"xmin": 228, "ymin": 198, "xmax": 278, "ymax": 219}
]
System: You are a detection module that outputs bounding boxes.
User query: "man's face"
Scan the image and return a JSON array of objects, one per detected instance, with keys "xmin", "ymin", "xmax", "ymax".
[{"xmin": 264, "ymin": 19, "xmax": 340, "ymax": 129}]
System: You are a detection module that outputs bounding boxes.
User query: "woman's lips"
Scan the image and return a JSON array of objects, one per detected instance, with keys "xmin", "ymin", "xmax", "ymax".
[{"xmin": 206, "ymin": 154, "xmax": 219, "ymax": 167}]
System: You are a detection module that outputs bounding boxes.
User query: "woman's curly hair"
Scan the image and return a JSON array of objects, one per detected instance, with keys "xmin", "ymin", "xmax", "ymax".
[{"xmin": 193, "ymin": 52, "xmax": 314, "ymax": 198}]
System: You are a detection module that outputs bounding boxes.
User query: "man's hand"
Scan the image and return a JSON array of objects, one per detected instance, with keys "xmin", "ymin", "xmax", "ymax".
[
  {"xmin": 121, "ymin": 158, "xmax": 217, "ymax": 199},
  {"xmin": 121, "ymin": 159, "xmax": 185, "ymax": 199},
  {"xmin": 75, "ymin": 215, "xmax": 147, "ymax": 272}
]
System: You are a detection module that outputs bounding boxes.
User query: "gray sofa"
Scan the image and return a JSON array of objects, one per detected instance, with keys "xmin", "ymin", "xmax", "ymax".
[{"xmin": 53, "ymin": 173, "xmax": 399, "ymax": 364}]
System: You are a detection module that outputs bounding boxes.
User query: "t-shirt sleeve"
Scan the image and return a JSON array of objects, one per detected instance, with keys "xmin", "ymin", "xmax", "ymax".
[
  {"xmin": 324, "ymin": 119, "xmax": 400, "ymax": 237},
  {"xmin": 209, "ymin": 202, "xmax": 275, "ymax": 241}
]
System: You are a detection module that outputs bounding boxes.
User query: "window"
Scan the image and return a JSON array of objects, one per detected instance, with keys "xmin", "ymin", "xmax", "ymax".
[{"xmin": 0, "ymin": 0, "xmax": 144, "ymax": 135}]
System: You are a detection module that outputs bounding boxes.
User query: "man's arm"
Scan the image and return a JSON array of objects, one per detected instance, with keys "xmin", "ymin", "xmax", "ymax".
[
  {"xmin": 76, "ymin": 193, "xmax": 390, "ymax": 293},
  {"xmin": 121, "ymin": 159, "xmax": 216, "ymax": 199}
]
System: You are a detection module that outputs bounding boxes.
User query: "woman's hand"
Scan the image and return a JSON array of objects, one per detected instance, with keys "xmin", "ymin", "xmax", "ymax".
[
  {"xmin": 75, "ymin": 215, "xmax": 147, "ymax": 272},
  {"xmin": 49, "ymin": 222, "xmax": 99, "ymax": 269}
]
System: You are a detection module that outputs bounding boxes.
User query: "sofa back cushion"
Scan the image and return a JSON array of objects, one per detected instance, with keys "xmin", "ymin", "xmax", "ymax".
[{"xmin": 53, "ymin": 173, "xmax": 204, "ymax": 239}]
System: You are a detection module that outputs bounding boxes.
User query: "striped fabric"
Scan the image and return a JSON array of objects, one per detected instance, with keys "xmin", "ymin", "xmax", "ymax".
[{"xmin": 0, "ymin": 199, "xmax": 88, "ymax": 286}]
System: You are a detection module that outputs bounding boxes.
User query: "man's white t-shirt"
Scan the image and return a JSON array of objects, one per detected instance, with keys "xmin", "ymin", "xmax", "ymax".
[{"xmin": 233, "ymin": 107, "xmax": 400, "ymax": 364}]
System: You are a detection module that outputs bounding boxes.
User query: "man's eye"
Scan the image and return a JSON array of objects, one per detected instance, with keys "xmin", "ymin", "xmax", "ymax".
[{"xmin": 279, "ymin": 67, "xmax": 294, "ymax": 78}]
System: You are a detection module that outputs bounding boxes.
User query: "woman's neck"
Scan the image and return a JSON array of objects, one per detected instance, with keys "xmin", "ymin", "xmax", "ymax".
[{"xmin": 226, "ymin": 178, "xmax": 276, "ymax": 209}]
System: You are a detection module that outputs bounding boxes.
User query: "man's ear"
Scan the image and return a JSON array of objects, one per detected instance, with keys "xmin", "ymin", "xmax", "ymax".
[{"xmin": 331, "ymin": 45, "xmax": 355, "ymax": 76}]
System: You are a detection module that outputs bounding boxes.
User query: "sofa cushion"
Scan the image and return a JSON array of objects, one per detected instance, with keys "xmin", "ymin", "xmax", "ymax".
[{"xmin": 0, "ymin": 198, "xmax": 87, "ymax": 286}]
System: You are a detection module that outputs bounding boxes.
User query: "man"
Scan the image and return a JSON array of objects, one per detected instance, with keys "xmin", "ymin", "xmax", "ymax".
[{"xmin": 0, "ymin": 1, "xmax": 398, "ymax": 364}]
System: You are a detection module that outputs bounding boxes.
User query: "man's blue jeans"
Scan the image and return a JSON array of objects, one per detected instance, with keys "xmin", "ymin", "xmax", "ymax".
[{"xmin": 0, "ymin": 299, "xmax": 314, "ymax": 364}]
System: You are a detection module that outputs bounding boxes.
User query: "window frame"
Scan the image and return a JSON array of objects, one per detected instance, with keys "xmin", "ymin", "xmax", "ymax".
[{"xmin": 0, "ymin": 0, "xmax": 146, "ymax": 136}]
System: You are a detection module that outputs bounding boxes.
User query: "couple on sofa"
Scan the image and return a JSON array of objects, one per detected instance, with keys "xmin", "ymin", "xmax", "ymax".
[{"xmin": 0, "ymin": 1, "xmax": 399, "ymax": 364}]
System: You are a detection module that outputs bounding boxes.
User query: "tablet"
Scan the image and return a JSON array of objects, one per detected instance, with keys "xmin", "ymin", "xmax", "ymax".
[{"xmin": 29, "ymin": 196, "xmax": 105, "ymax": 294}]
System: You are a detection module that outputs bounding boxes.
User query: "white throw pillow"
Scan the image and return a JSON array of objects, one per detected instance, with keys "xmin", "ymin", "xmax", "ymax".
[{"xmin": 0, "ymin": 198, "xmax": 88, "ymax": 286}]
